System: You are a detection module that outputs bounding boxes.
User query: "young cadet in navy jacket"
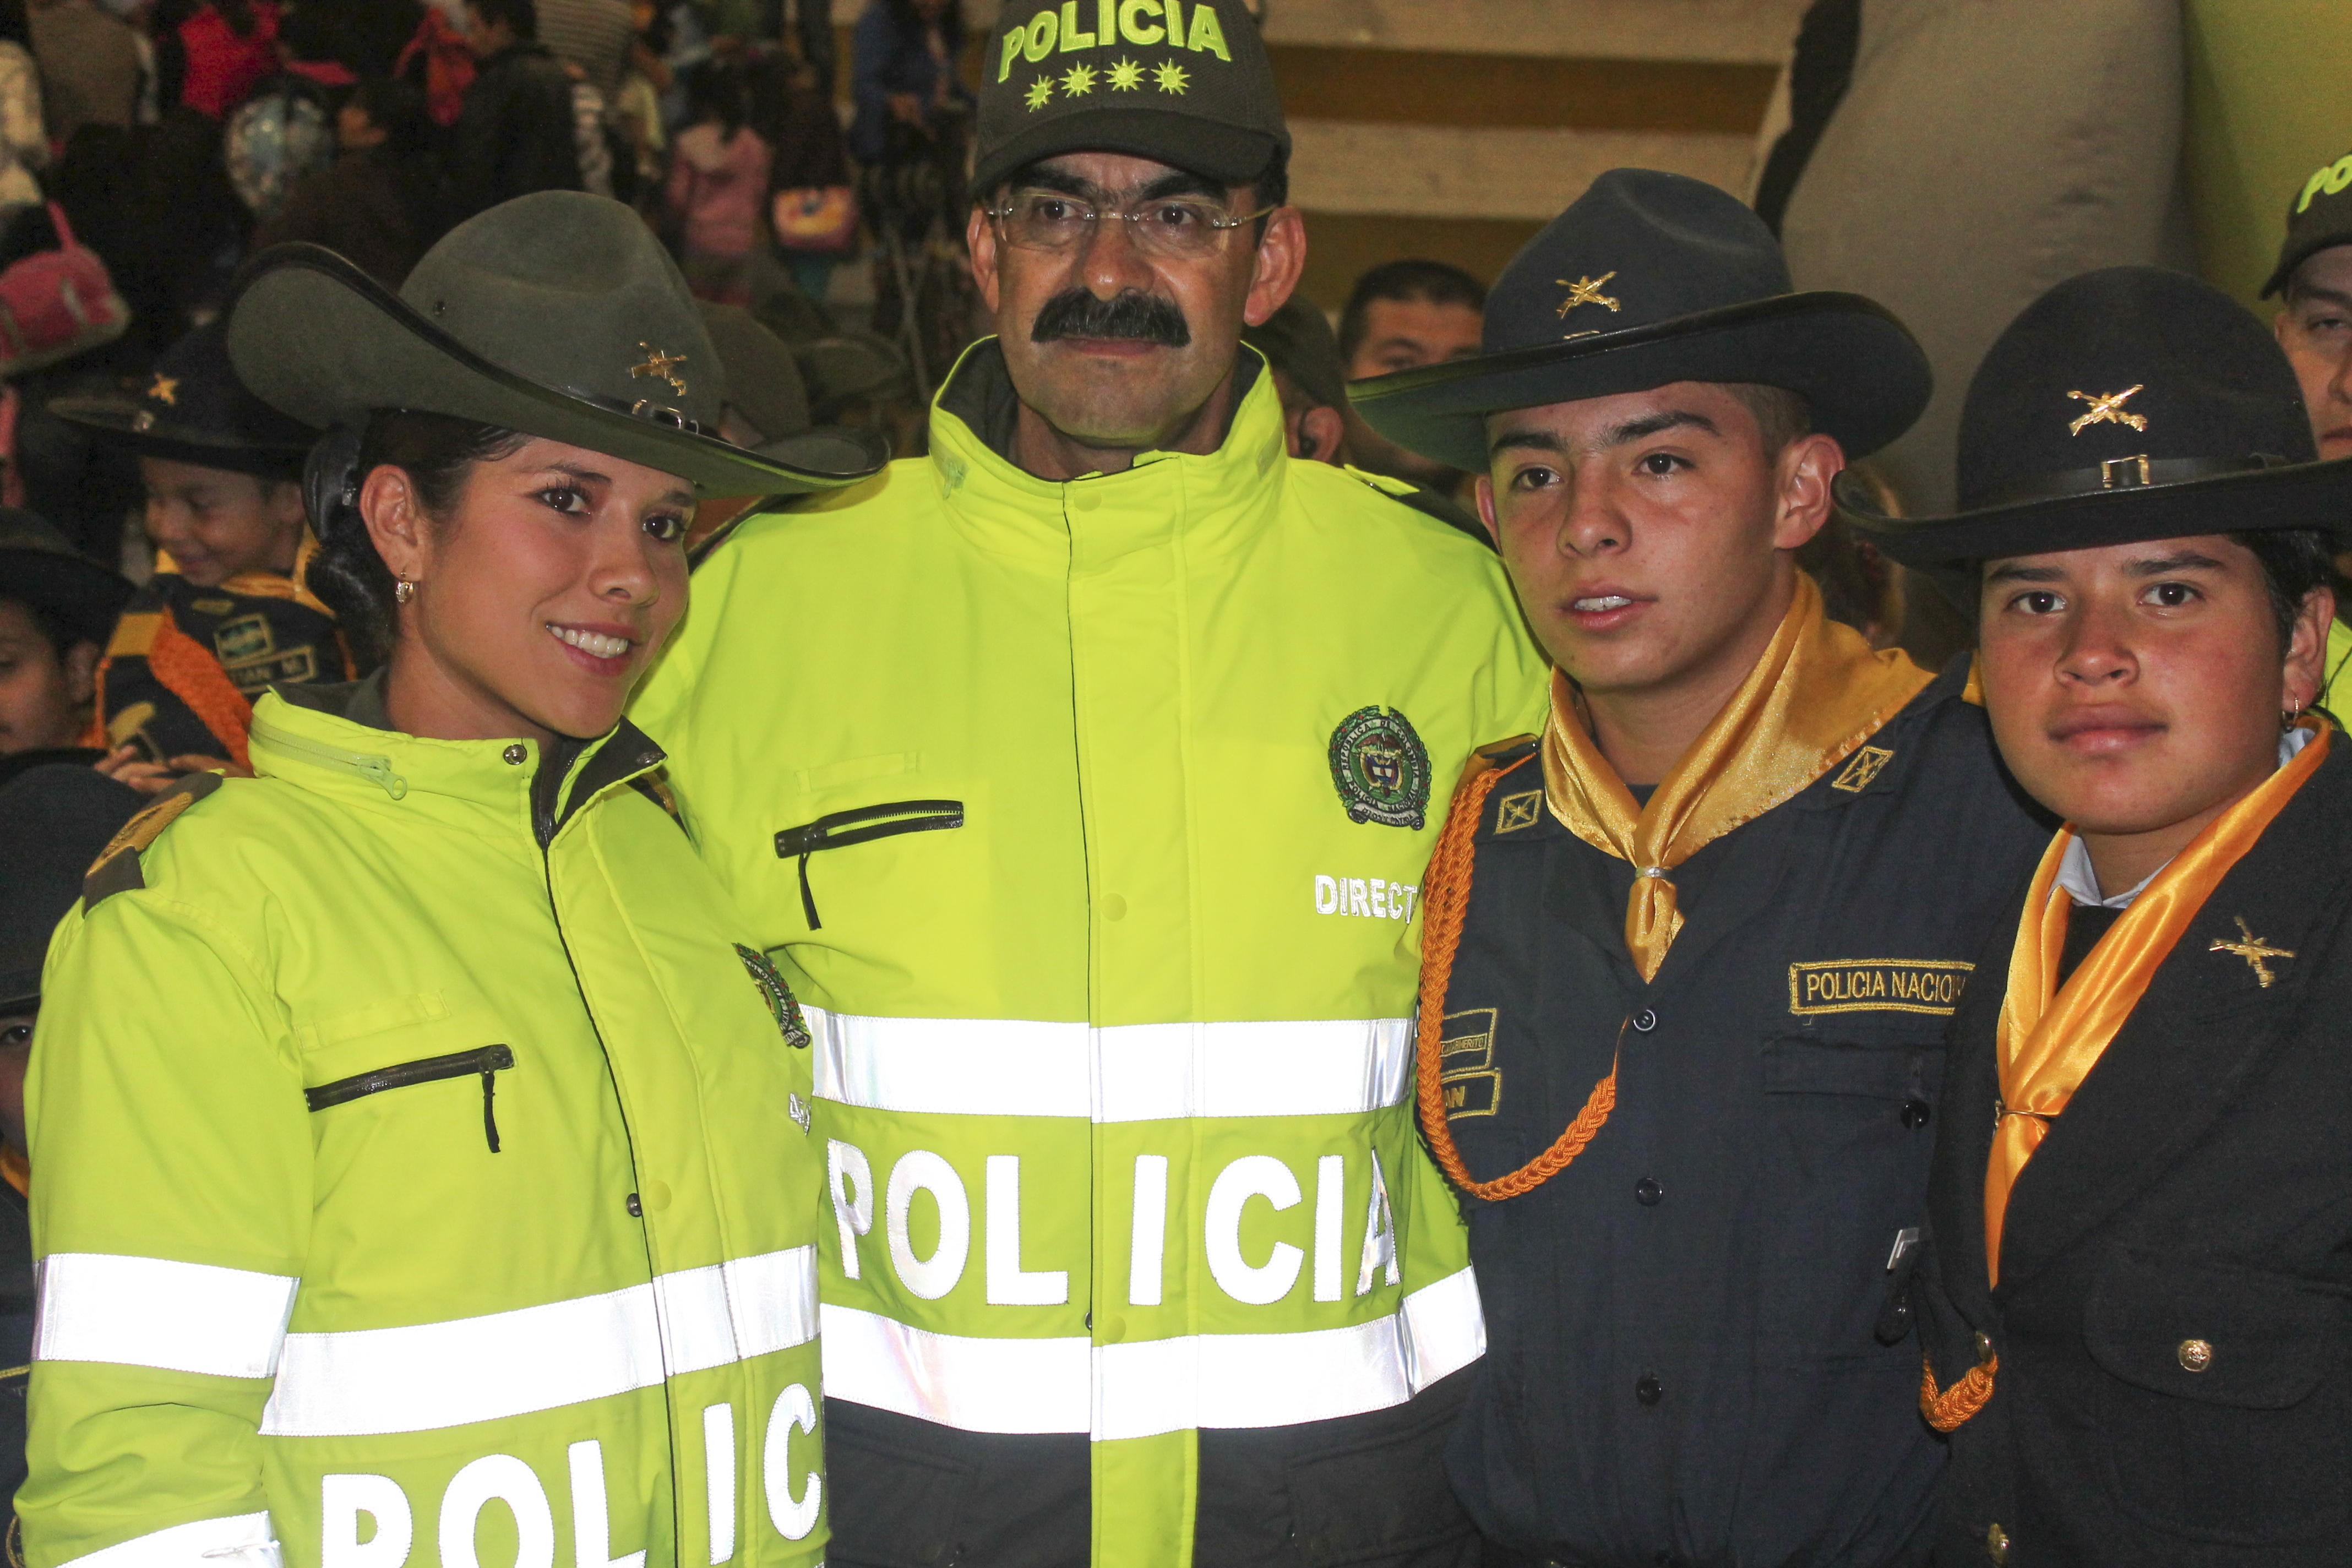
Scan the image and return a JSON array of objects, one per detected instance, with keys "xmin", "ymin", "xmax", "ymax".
[
  {"xmin": 1854, "ymin": 267, "xmax": 2352, "ymax": 1567},
  {"xmin": 1349, "ymin": 170, "xmax": 2052, "ymax": 1567}
]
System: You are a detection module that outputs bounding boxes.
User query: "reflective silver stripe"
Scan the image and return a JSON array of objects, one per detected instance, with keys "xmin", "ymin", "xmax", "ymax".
[
  {"xmin": 654, "ymin": 1248, "xmax": 822, "ymax": 1373},
  {"xmin": 818, "ymin": 1303, "xmax": 1092, "ymax": 1434},
  {"xmin": 57, "ymin": 1512, "xmax": 279, "ymax": 1568},
  {"xmin": 806, "ymin": 1009, "xmax": 1414, "ymax": 1122},
  {"xmin": 820, "ymin": 1268, "xmax": 1483, "ymax": 1438},
  {"xmin": 260, "ymin": 1246, "xmax": 816, "ymax": 1438},
  {"xmin": 35, "ymin": 1255, "xmax": 298, "ymax": 1379}
]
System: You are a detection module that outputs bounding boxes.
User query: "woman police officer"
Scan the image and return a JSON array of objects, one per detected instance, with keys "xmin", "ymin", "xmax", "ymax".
[{"xmin": 18, "ymin": 192, "xmax": 884, "ymax": 1568}]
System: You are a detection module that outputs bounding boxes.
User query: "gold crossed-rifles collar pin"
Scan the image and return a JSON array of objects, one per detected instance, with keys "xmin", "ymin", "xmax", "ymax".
[
  {"xmin": 630, "ymin": 344, "xmax": 688, "ymax": 395},
  {"xmin": 145, "ymin": 373, "xmax": 178, "ymax": 406},
  {"xmin": 2211, "ymin": 915, "xmax": 2293, "ymax": 988},
  {"xmin": 2067, "ymin": 384, "xmax": 2146, "ymax": 436},
  {"xmin": 1556, "ymin": 272, "xmax": 1620, "ymax": 317}
]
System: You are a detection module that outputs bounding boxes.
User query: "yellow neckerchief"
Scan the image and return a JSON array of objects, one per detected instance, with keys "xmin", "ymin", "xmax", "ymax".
[
  {"xmin": 1984, "ymin": 718, "xmax": 2331, "ymax": 1286},
  {"xmin": 153, "ymin": 531, "xmax": 335, "ymax": 619},
  {"xmin": 1541, "ymin": 571, "xmax": 1934, "ymax": 981}
]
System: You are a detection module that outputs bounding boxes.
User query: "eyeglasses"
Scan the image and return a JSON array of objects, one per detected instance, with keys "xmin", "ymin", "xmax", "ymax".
[{"xmin": 990, "ymin": 190, "xmax": 1276, "ymax": 260}]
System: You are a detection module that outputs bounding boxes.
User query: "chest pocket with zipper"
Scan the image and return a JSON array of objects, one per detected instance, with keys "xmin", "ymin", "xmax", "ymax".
[
  {"xmin": 306, "ymin": 1045, "xmax": 516, "ymax": 1153},
  {"xmin": 774, "ymin": 799, "xmax": 965, "ymax": 929}
]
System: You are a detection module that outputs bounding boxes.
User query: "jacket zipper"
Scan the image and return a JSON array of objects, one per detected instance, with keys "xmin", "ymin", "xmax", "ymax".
[
  {"xmin": 305, "ymin": 1045, "xmax": 515, "ymax": 1152},
  {"xmin": 246, "ymin": 716, "xmax": 410, "ymax": 799},
  {"xmin": 773, "ymin": 798, "xmax": 965, "ymax": 928}
]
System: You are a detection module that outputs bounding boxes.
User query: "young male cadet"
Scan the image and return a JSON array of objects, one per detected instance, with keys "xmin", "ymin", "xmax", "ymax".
[
  {"xmin": 1854, "ymin": 266, "xmax": 2352, "ymax": 1568},
  {"xmin": 630, "ymin": 5, "xmax": 1551, "ymax": 1565},
  {"xmin": 1348, "ymin": 170, "xmax": 2053, "ymax": 1567},
  {"xmin": 2261, "ymin": 148, "xmax": 2352, "ymax": 707}
]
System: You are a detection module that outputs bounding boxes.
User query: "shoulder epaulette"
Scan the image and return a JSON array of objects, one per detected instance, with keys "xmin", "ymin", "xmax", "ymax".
[
  {"xmin": 1340, "ymin": 465, "xmax": 1495, "ymax": 552},
  {"xmin": 83, "ymin": 771, "xmax": 223, "ymax": 907}
]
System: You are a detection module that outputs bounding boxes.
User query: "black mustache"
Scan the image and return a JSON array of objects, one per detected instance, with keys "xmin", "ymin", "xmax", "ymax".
[{"xmin": 1031, "ymin": 289, "xmax": 1191, "ymax": 346}]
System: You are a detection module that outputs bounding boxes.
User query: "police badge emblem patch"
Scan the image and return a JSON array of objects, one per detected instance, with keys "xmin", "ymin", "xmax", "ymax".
[
  {"xmin": 1329, "ymin": 706, "xmax": 1432, "ymax": 829},
  {"xmin": 734, "ymin": 943, "xmax": 812, "ymax": 1048}
]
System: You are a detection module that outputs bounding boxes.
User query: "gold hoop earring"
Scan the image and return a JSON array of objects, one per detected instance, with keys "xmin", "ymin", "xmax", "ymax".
[
  {"xmin": 394, "ymin": 576, "xmax": 416, "ymax": 606},
  {"xmin": 2283, "ymin": 700, "xmax": 2304, "ymax": 732}
]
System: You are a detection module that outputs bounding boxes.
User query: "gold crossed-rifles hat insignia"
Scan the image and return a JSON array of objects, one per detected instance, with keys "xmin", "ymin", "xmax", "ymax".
[
  {"xmin": 1556, "ymin": 273, "xmax": 1620, "ymax": 317},
  {"xmin": 2067, "ymin": 384, "xmax": 2147, "ymax": 437},
  {"xmin": 630, "ymin": 344, "xmax": 688, "ymax": 395},
  {"xmin": 2209, "ymin": 914, "xmax": 2293, "ymax": 987},
  {"xmin": 146, "ymin": 373, "xmax": 178, "ymax": 406}
]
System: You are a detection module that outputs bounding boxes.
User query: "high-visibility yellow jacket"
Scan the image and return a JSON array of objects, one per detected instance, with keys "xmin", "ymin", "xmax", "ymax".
[
  {"xmin": 23, "ymin": 680, "xmax": 827, "ymax": 1568},
  {"xmin": 631, "ymin": 343, "xmax": 1551, "ymax": 1567}
]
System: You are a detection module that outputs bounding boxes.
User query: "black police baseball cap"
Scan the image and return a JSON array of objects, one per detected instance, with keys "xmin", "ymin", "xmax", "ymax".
[
  {"xmin": 1841, "ymin": 265, "xmax": 2352, "ymax": 567},
  {"xmin": 969, "ymin": 0, "xmax": 1288, "ymax": 200},
  {"xmin": 1349, "ymin": 168, "xmax": 1931, "ymax": 474},
  {"xmin": 2263, "ymin": 147, "xmax": 2352, "ymax": 298}
]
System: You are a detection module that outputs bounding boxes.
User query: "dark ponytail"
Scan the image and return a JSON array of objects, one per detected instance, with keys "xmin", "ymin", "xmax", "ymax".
[{"xmin": 302, "ymin": 411, "xmax": 527, "ymax": 673}]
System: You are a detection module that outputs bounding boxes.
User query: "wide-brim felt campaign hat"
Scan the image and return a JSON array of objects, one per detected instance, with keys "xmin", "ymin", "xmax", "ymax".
[
  {"xmin": 225, "ymin": 191, "xmax": 886, "ymax": 497},
  {"xmin": 1348, "ymin": 168, "xmax": 1932, "ymax": 475},
  {"xmin": 0, "ymin": 764, "xmax": 143, "ymax": 1011},
  {"xmin": 1839, "ymin": 265, "xmax": 2352, "ymax": 568},
  {"xmin": 52, "ymin": 318, "xmax": 319, "ymax": 478},
  {"xmin": 0, "ymin": 507, "xmax": 130, "ymax": 648}
]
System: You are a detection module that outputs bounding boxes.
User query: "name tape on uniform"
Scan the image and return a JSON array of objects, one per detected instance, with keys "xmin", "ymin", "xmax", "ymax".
[{"xmin": 1786, "ymin": 959, "xmax": 1974, "ymax": 1017}]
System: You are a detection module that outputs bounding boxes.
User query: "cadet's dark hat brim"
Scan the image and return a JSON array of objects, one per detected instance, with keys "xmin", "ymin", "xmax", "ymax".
[
  {"xmin": 227, "ymin": 246, "xmax": 878, "ymax": 497},
  {"xmin": 967, "ymin": 107, "xmax": 1280, "ymax": 201},
  {"xmin": 1348, "ymin": 290, "xmax": 1931, "ymax": 474},
  {"xmin": 0, "ymin": 546, "xmax": 131, "ymax": 646},
  {"xmin": 48, "ymin": 396, "xmax": 311, "ymax": 477},
  {"xmin": 1836, "ymin": 455, "xmax": 2352, "ymax": 570}
]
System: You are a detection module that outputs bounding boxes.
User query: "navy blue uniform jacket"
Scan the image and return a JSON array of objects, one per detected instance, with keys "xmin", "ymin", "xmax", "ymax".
[
  {"xmin": 1919, "ymin": 736, "xmax": 2352, "ymax": 1566},
  {"xmin": 1435, "ymin": 660, "xmax": 2050, "ymax": 1567}
]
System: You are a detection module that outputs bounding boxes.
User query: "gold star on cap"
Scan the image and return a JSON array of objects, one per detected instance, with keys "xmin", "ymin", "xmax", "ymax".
[
  {"xmin": 2209, "ymin": 915, "xmax": 2293, "ymax": 987},
  {"xmin": 1555, "ymin": 273, "xmax": 1620, "ymax": 317},
  {"xmin": 1154, "ymin": 59, "xmax": 1189, "ymax": 94},
  {"xmin": 146, "ymin": 373, "xmax": 178, "ymax": 406},
  {"xmin": 1061, "ymin": 63, "xmax": 1095, "ymax": 95},
  {"xmin": 1107, "ymin": 57, "xmax": 1144, "ymax": 90},
  {"xmin": 2067, "ymin": 384, "xmax": 2147, "ymax": 436},
  {"xmin": 1024, "ymin": 77, "xmax": 1053, "ymax": 111},
  {"xmin": 630, "ymin": 344, "xmax": 688, "ymax": 395}
]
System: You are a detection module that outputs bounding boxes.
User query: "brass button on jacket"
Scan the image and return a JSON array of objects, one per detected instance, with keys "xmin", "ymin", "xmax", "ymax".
[{"xmin": 2177, "ymin": 1337, "xmax": 2214, "ymax": 1372}]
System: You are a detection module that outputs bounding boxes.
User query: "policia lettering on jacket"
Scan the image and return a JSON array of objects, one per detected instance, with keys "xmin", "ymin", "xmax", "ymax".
[
  {"xmin": 19, "ymin": 194, "xmax": 885, "ymax": 1568},
  {"xmin": 1349, "ymin": 172, "xmax": 2054, "ymax": 1566},
  {"xmin": 633, "ymin": 8, "xmax": 1551, "ymax": 1565}
]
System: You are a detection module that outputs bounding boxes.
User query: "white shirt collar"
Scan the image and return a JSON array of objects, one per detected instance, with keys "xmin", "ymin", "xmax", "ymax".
[{"xmin": 2056, "ymin": 727, "xmax": 2312, "ymax": 908}]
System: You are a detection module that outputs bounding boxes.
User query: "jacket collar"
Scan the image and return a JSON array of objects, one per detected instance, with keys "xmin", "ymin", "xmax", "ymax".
[
  {"xmin": 257, "ymin": 674, "xmax": 665, "ymax": 848},
  {"xmin": 1986, "ymin": 738, "xmax": 2352, "ymax": 1294},
  {"xmin": 923, "ymin": 336, "xmax": 1288, "ymax": 571}
]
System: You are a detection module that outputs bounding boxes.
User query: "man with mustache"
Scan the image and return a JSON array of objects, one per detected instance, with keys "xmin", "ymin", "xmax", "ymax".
[
  {"xmin": 631, "ymin": 5, "xmax": 1548, "ymax": 1566},
  {"xmin": 1348, "ymin": 170, "xmax": 2052, "ymax": 1566}
]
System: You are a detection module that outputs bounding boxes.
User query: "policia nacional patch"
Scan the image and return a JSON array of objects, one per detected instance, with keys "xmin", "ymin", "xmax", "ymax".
[
  {"xmin": 734, "ymin": 943, "xmax": 812, "ymax": 1048},
  {"xmin": 1329, "ymin": 705, "xmax": 1431, "ymax": 829}
]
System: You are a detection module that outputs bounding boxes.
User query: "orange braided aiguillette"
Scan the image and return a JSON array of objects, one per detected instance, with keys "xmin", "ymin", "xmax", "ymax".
[
  {"xmin": 1415, "ymin": 752, "xmax": 1619, "ymax": 1204},
  {"xmin": 1920, "ymin": 1344, "xmax": 1998, "ymax": 1433}
]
